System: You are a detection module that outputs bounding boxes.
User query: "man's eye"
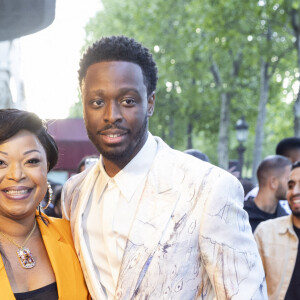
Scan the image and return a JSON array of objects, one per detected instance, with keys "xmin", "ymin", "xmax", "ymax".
[
  {"xmin": 122, "ymin": 98, "xmax": 136, "ymax": 105},
  {"xmin": 91, "ymin": 99, "xmax": 104, "ymax": 107}
]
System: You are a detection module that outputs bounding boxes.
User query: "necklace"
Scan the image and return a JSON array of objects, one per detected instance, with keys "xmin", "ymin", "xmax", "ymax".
[{"xmin": 0, "ymin": 220, "xmax": 37, "ymax": 269}]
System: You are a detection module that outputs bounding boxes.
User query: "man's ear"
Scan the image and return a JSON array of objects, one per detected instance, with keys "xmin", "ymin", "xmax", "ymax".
[
  {"xmin": 147, "ymin": 92, "xmax": 155, "ymax": 117},
  {"xmin": 269, "ymin": 176, "xmax": 278, "ymax": 190}
]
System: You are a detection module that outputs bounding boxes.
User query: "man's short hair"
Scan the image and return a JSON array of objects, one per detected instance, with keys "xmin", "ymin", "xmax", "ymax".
[
  {"xmin": 78, "ymin": 35, "xmax": 158, "ymax": 96},
  {"xmin": 292, "ymin": 161, "xmax": 300, "ymax": 170},
  {"xmin": 257, "ymin": 155, "xmax": 292, "ymax": 187},
  {"xmin": 276, "ymin": 137, "xmax": 300, "ymax": 156}
]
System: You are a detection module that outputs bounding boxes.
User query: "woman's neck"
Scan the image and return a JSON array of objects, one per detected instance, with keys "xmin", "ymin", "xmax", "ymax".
[{"xmin": 0, "ymin": 214, "xmax": 36, "ymax": 239}]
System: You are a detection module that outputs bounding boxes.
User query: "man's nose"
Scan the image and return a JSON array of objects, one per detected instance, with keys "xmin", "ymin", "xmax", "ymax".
[
  {"xmin": 104, "ymin": 101, "xmax": 122, "ymax": 123},
  {"xmin": 7, "ymin": 163, "xmax": 26, "ymax": 182}
]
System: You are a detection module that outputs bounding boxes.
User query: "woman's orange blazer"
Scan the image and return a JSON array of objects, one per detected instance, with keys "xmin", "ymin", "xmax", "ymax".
[{"xmin": 0, "ymin": 211, "xmax": 90, "ymax": 299}]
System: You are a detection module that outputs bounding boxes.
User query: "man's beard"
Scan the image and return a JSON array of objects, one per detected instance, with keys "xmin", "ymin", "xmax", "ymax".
[
  {"xmin": 288, "ymin": 198, "xmax": 300, "ymax": 218},
  {"xmin": 88, "ymin": 115, "xmax": 148, "ymax": 163},
  {"xmin": 292, "ymin": 210, "xmax": 300, "ymax": 218}
]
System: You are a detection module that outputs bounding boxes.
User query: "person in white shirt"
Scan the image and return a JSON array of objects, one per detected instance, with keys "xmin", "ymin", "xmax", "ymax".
[{"xmin": 61, "ymin": 35, "xmax": 267, "ymax": 300}]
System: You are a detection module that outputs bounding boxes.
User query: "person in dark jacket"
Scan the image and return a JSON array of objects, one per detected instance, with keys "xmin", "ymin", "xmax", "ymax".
[{"xmin": 244, "ymin": 155, "xmax": 292, "ymax": 232}]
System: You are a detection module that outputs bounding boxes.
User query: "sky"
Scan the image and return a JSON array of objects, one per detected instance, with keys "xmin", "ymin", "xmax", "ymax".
[{"xmin": 20, "ymin": 0, "xmax": 102, "ymax": 119}]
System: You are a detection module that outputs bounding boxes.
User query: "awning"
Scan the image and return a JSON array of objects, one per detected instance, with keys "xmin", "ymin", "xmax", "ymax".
[{"xmin": 47, "ymin": 118, "xmax": 99, "ymax": 172}]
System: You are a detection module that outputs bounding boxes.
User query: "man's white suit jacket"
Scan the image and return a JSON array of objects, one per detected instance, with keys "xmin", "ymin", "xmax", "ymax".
[{"xmin": 62, "ymin": 136, "xmax": 267, "ymax": 300}]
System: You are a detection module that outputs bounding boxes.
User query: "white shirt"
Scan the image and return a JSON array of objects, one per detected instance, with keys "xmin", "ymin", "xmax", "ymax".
[{"xmin": 82, "ymin": 133, "xmax": 157, "ymax": 299}]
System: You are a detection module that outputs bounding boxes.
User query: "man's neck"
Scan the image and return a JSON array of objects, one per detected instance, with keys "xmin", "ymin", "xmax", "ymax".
[
  {"xmin": 102, "ymin": 159, "xmax": 127, "ymax": 177},
  {"xmin": 254, "ymin": 191, "xmax": 278, "ymax": 214}
]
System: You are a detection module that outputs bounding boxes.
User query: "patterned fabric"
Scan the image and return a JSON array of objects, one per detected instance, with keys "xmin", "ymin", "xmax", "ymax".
[{"xmin": 62, "ymin": 136, "xmax": 267, "ymax": 300}]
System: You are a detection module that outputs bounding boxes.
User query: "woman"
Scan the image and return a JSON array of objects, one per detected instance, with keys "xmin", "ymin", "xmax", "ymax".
[{"xmin": 0, "ymin": 109, "xmax": 89, "ymax": 299}]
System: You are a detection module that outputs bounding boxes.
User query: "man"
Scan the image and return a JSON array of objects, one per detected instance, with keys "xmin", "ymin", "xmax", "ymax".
[
  {"xmin": 276, "ymin": 137, "xmax": 300, "ymax": 163},
  {"xmin": 245, "ymin": 137, "xmax": 300, "ymax": 200},
  {"xmin": 244, "ymin": 155, "xmax": 291, "ymax": 232},
  {"xmin": 62, "ymin": 36, "xmax": 267, "ymax": 299},
  {"xmin": 255, "ymin": 161, "xmax": 300, "ymax": 300}
]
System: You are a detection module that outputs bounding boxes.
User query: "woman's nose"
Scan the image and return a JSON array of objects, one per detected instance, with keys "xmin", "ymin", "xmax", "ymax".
[{"xmin": 7, "ymin": 163, "xmax": 26, "ymax": 182}]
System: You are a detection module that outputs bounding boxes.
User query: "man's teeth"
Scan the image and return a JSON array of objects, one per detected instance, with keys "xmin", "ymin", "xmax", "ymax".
[
  {"xmin": 107, "ymin": 134, "xmax": 122, "ymax": 138},
  {"xmin": 293, "ymin": 200, "xmax": 300, "ymax": 204},
  {"xmin": 5, "ymin": 189, "xmax": 29, "ymax": 195}
]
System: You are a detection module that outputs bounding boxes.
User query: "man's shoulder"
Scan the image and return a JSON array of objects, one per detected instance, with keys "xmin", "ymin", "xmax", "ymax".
[
  {"xmin": 153, "ymin": 136, "xmax": 238, "ymax": 185},
  {"xmin": 255, "ymin": 215, "xmax": 290, "ymax": 234},
  {"xmin": 61, "ymin": 167, "xmax": 94, "ymax": 220},
  {"xmin": 155, "ymin": 138, "xmax": 211, "ymax": 173},
  {"xmin": 64, "ymin": 167, "xmax": 91, "ymax": 191}
]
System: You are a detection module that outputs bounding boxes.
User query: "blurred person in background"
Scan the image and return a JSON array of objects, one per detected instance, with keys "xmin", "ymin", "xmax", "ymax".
[
  {"xmin": 43, "ymin": 185, "xmax": 63, "ymax": 218},
  {"xmin": 276, "ymin": 137, "xmax": 300, "ymax": 163},
  {"xmin": 239, "ymin": 178, "xmax": 255, "ymax": 197},
  {"xmin": 184, "ymin": 148, "xmax": 210, "ymax": 162},
  {"xmin": 245, "ymin": 137, "xmax": 300, "ymax": 214},
  {"xmin": 255, "ymin": 161, "xmax": 300, "ymax": 300},
  {"xmin": 244, "ymin": 155, "xmax": 291, "ymax": 232},
  {"xmin": 76, "ymin": 155, "xmax": 99, "ymax": 173},
  {"xmin": 0, "ymin": 109, "xmax": 89, "ymax": 299}
]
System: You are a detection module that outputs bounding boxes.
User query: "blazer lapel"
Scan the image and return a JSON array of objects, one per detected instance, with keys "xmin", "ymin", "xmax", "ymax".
[
  {"xmin": 37, "ymin": 216, "xmax": 78, "ymax": 298},
  {"xmin": 115, "ymin": 148, "xmax": 186, "ymax": 299},
  {"xmin": 0, "ymin": 255, "xmax": 15, "ymax": 299}
]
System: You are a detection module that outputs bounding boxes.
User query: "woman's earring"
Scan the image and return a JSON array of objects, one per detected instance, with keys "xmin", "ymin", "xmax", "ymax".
[{"xmin": 40, "ymin": 182, "xmax": 53, "ymax": 210}]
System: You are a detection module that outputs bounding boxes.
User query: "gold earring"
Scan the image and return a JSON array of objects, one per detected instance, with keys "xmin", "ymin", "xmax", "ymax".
[{"xmin": 40, "ymin": 182, "xmax": 53, "ymax": 210}]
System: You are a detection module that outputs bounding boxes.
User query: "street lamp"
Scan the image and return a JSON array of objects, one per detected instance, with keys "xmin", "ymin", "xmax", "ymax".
[{"xmin": 235, "ymin": 116, "xmax": 249, "ymax": 179}]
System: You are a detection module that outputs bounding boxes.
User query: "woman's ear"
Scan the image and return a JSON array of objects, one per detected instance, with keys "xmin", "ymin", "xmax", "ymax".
[{"xmin": 147, "ymin": 92, "xmax": 155, "ymax": 117}]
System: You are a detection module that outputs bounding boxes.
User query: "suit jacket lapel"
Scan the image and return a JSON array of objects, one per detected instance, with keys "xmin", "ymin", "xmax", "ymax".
[
  {"xmin": 115, "ymin": 147, "xmax": 186, "ymax": 299},
  {"xmin": 72, "ymin": 164, "xmax": 109, "ymax": 299}
]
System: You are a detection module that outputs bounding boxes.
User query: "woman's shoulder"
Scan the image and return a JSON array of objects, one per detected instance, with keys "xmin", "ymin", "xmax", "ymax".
[
  {"xmin": 47, "ymin": 216, "xmax": 70, "ymax": 230},
  {"xmin": 36, "ymin": 211, "xmax": 72, "ymax": 240}
]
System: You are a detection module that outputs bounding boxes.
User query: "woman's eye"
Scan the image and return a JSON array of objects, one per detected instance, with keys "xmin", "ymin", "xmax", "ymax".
[
  {"xmin": 0, "ymin": 160, "xmax": 6, "ymax": 167},
  {"xmin": 27, "ymin": 158, "xmax": 40, "ymax": 164}
]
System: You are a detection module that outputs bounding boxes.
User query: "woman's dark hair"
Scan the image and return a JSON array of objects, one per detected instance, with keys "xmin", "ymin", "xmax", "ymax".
[{"xmin": 0, "ymin": 109, "xmax": 58, "ymax": 170}]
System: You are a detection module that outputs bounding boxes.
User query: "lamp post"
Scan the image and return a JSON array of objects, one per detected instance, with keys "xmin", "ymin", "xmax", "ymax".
[{"xmin": 235, "ymin": 116, "xmax": 249, "ymax": 179}]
